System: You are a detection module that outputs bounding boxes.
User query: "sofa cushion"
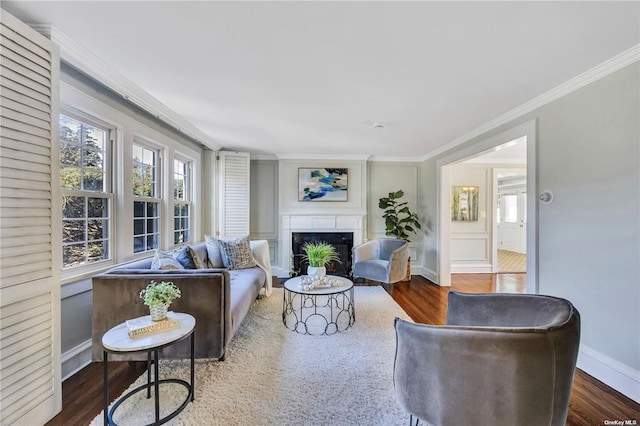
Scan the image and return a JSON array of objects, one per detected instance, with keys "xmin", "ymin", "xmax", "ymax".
[
  {"xmin": 218, "ymin": 236, "xmax": 257, "ymax": 270},
  {"xmin": 188, "ymin": 246, "xmax": 206, "ymax": 269},
  {"xmin": 229, "ymin": 267, "xmax": 266, "ymax": 336},
  {"xmin": 151, "ymin": 249, "xmax": 185, "ymax": 270},
  {"xmin": 205, "ymin": 234, "xmax": 225, "ymax": 268},
  {"xmin": 173, "ymin": 246, "xmax": 199, "ymax": 269}
]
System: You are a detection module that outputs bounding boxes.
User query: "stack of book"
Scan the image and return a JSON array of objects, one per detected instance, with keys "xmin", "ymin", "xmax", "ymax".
[{"xmin": 126, "ymin": 311, "xmax": 180, "ymax": 338}]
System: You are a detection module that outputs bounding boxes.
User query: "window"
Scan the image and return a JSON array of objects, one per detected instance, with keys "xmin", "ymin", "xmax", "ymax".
[
  {"xmin": 60, "ymin": 115, "xmax": 111, "ymax": 269},
  {"xmin": 173, "ymin": 158, "xmax": 191, "ymax": 244},
  {"xmin": 502, "ymin": 194, "xmax": 518, "ymax": 223},
  {"xmin": 133, "ymin": 143, "xmax": 160, "ymax": 253}
]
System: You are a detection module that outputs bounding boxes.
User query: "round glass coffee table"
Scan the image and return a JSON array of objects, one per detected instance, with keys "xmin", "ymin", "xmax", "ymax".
[{"xmin": 282, "ymin": 275, "xmax": 355, "ymax": 335}]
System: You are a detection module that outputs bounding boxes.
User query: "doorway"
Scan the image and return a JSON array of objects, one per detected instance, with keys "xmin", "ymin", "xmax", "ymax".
[
  {"xmin": 437, "ymin": 120, "xmax": 537, "ymax": 293},
  {"xmin": 495, "ymin": 170, "xmax": 527, "ymax": 273}
]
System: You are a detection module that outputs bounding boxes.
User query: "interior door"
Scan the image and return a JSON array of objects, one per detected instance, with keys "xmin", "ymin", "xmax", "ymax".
[
  {"xmin": 498, "ymin": 191, "xmax": 526, "ymax": 254},
  {"xmin": 0, "ymin": 10, "xmax": 62, "ymax": 424},
  {"xmin": 218, "ymin": 151, "xmax": 250, "ymax": 237},
  {"xmin": 519, "ymin": 191, "xmax": 527, "ymax": 254}
]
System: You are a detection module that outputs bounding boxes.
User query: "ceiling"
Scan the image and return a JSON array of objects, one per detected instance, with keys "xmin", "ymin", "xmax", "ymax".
[{"xmin": 3, "ymin": 1, "xmax": 639, "ymax": 159}]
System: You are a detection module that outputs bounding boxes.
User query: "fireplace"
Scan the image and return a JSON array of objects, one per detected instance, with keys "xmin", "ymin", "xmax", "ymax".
[{"xmin": 292, "ymin": 232, "xmax": 353, "ymax": 277}]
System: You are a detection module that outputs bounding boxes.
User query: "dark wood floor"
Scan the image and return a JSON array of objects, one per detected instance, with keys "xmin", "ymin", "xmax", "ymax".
[{"xmin": 46, "ymin": 274, "xmax": 639, "ymax": 425}]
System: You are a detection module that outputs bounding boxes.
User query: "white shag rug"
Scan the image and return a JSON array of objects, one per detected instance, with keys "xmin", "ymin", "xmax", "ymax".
[{"xmin": 92, "ymin": 286, "xmax": 411, "ymax": 426}]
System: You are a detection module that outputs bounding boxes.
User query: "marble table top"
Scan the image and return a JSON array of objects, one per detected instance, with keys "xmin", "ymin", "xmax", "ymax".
[{"xmin": 102, "ymin": 312, "xmax": 195, "ymax": 352}]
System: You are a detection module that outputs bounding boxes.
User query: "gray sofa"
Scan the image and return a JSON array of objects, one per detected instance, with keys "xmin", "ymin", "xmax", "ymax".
[{"xmin": 92, "ymin": 240, "xmax": 272, "ymax": 361}]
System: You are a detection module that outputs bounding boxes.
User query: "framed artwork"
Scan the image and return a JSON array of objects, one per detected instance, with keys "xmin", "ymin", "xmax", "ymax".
[
  {"xmin": 298, "ymin": 168, "xmax": 348, "ymax": 202},
  {"xmin": 451, "ymin": 186, "xmax": 479, "ymax": 221}
]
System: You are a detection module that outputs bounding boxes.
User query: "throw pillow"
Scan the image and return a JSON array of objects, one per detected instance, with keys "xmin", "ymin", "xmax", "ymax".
[
  {"xmin": 151, "ymin": 249, "xmax": 185, "ymax": 270},
  {"xmin": 187, "ymin": 246, "xmax": 206, "ymax": 269},
  {"xmin": 218, "ymin": 235, "xmax": 257, "ymax": 270},
  {"xmin": 204, "ymin": 234, "xmax": 225, "ymax": 268},
  {"xmin": 173, "ymin": 246, "xmax": 199, "ymax": 269}
]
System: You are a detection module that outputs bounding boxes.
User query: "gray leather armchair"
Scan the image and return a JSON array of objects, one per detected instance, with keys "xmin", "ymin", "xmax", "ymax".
[
  {"xmin": 352, "ymin": 238, "xmax": 409, "ymax": 284},
  {"xmin": 393, "ymin": 291, "xmax": 581, "ymax": 426}
]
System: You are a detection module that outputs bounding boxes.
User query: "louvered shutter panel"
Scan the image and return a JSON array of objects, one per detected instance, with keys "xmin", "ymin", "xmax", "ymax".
[
  {"xmin": 218, "ymin": 151, "xmax": 250, "ymax": 237},
  {"xmin": 0, "ymin": 11, "xmax": 62, "ymax": 425}
]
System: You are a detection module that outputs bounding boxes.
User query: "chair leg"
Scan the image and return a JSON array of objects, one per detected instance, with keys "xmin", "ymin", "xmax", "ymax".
[{"xmin": 409, "ymin": 414, "xmax": 419, "ymax": 426}]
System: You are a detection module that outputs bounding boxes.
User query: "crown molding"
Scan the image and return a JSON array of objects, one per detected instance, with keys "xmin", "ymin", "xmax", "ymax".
[
  {"xmin": 31, "ymin": 24, "xmax": 220, "ymax": 150},
  {"xmin": 367, "ymin": 156, "xmax": 422, "ymax": 163},
  {"xmin": 421, "ymin": 43, "xmax": 640, "ymax": 162},
  {"xmin": 463, "ymin": 158, "xmax": 526, "ymax": 165},
  {"xmin": 250, "ymin": 154, "xmax": 279, "ymax": 161},
  {"xmin": 275, "ymin": 154, "xmax": 371, "ymax": 161}
]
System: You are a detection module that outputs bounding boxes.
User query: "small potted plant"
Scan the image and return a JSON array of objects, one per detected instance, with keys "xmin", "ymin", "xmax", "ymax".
[
  {"xmin": 139, "ymin": 280, "xmax": 181, "ymax": 321},
  {"xmin": 302, "ymin": 241, "xmax": 341, "ymax": 279}
]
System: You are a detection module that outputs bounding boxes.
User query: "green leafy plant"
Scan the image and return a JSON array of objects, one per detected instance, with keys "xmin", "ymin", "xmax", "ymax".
[
  {"xmin": 378, "ymin": 190, "xmax": 422, "ymax": 241},
  {"xmin": 302, "ymin": 242, "xmax": 341, "ymax": 267},
  {"xmin": 139, "ymin": 281, "xmax": 181, "ymax": 307}
]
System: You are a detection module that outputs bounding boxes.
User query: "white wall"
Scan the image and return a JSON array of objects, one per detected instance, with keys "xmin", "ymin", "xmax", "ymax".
[
  {"xmin": 250, "ymin": 160, "xmax": 279, "ymax": 263},
  {"xmin": 450, "ymin": 164, "xmax": 492, "ymax": 273},
  {"xmin": 368, "ymin": 162, "xmax": 423, "ymax": 269},
  {"xmin": 278, "ymin": 160, "xmax": 367, "ymax": 215},
  {"xmin": 58, "ymin": 64, "xmax": 205, "ymax": 378},
  {"xmin": 420, "ymin": 62, "xmax": 640, "ymax": 401},
  {"xmin": 249, "ymin": 159, "xmax": 427, "ymax": 274}
]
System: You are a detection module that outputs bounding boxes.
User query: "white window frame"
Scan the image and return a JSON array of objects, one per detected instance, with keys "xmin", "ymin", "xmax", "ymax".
[
  {"xmin": 132, "ymin": 139, "xmax": 162, "ymax": 253},
  {"xmin": 173, "ymin": 156, "xmax": 192, "ymax": 245},
  {"xmin": 59, "ymin": 111, "xmax": 115, "ymax": 278}
]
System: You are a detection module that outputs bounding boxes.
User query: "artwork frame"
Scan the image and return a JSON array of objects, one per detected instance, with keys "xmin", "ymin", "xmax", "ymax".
[
  {"xmin": 298, "ymin": 168, "xmax": 348, "ymax": 202},
  {"xmin": 451, "ymin": 186, "xmax": 479, "ymax": 221}
]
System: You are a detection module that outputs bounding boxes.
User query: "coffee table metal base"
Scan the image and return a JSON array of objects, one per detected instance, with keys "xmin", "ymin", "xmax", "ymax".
[{"xmin": 283, "ymin": 286, "xmax": 355, "ymax": 335}]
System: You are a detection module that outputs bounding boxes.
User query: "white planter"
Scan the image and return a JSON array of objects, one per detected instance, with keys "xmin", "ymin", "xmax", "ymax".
[
  {"xmin": 307, "ymin": 266, "xmax": 327, "ymax": 279},
  {"xmin": 149, "ymin": 304, "xmax": 169, "ymax": 321}
]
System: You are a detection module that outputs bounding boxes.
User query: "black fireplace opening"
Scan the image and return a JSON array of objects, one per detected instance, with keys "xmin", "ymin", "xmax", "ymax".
[{"xmin": 292, "ymin": 232, "xmax": 353, "ymax": 278}]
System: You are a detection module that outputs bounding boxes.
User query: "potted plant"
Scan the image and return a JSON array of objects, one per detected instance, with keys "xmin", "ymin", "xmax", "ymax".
[
  {"xmin": 139, "ymin": 280, "xmax": 182, "ymax": 321},
  {"xmin": 378, "ymin": 190, "xmax": 422, "ymax": 281},
  {"xmin": 302, "ymin": 241, "xmax": 341, "ymax": 279},
  {"xmin": 378, "ymin": 190, "xmax": 422, "ymax": 240}
]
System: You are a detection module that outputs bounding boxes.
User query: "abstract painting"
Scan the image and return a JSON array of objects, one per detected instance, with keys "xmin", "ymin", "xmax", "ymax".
[
  {"xmin": 451, "ymin": 186, "xmax": 479, "ymax": 221},
  {"xmin": 298, "ymin": 168, "xmax": 348, "ymax": 201}
]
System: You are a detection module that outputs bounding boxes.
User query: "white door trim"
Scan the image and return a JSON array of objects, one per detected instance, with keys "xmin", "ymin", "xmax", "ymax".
[{"xmin": 437, "ymin": 120, "xmax": 538, "ymax": 293}]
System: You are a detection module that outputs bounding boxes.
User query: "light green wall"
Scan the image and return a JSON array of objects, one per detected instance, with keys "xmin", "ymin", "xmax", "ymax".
[
  {"xmin": 421, "ymin": 62, "xmax": 640, "ymax": 372},
  {"xmin": 367, "ymin": 162, "xmax": 421, "ymax": 240}
]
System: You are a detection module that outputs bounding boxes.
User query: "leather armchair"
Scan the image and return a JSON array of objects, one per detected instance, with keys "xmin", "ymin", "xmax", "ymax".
[
  {"xmin": 352, "ymin": 238, "xmax": 409, "ymax": 284},
  {"xmin": 393, "ymin": 291, "xmax": 581, "ymax": 426}
]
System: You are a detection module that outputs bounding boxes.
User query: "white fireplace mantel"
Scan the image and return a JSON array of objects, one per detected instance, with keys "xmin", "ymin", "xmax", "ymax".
[{"xmin": 278, "ymin": 214, "xmax": 366, "ymax": 276}]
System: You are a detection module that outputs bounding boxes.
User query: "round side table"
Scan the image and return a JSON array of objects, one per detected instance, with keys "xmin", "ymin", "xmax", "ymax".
[{"xmin": 102, "ymin": 312, "xmax": 195, "ymax": 425}]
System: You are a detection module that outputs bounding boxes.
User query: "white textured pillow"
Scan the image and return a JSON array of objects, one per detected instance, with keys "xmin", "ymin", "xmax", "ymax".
[
  {"xmin": 218, "ymin": 235, "xmax": 257, "ymax": 270},
  {"xmin": 151, "ymin": 249, "xmax": 185, "ymax": 270},
  {"xmin": 204, "ymin": 234, "xmax": 225, "ymax": 268}
]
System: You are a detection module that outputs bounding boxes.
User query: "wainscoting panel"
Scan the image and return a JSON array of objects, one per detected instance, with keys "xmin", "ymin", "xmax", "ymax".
[{"xmin": 451, "ymin": 233, "xmax": 492, "ymax": 273}]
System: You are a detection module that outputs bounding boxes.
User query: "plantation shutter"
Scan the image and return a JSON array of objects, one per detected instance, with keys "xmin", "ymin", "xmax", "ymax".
[
  {"xmin": 218, "ymin": 151, "xmax": 250, "ymax": 237},
  {"xmin": 0, "ymin": 10, "xmax": 62, "ymax": 425}
]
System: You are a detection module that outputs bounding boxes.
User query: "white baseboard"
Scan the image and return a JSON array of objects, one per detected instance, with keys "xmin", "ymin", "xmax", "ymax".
[
  {"xmin": 61, "ymin": 339, "xmax": 92, "ymax": 382},
  {"xmin": 272, "ymin": 266, "xmax": 289, "ymax": 278},
  {"xmin": 415, "ymin": 266, "xmax": 438, "ymax": 284},
  {"xmin": 451, "ymin": 263, "xmax": 493, "ymax": 273},
  {"xmin": 577, "ymin": 344, "xmax": 640, "ymax": 403}
]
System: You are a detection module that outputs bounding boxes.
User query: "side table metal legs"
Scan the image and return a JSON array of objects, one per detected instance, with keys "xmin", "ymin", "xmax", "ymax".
[{"xmin": 102, "ymin": 332, "xmax": 195, "ymax": 425}]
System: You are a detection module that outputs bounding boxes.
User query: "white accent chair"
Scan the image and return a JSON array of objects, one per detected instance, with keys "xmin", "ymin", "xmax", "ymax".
[{"xmin": 352, "ymin": 238, "xmax": 409, "ymax": 284}]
